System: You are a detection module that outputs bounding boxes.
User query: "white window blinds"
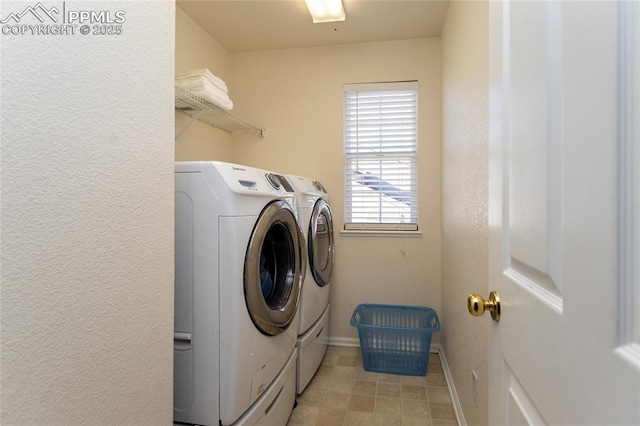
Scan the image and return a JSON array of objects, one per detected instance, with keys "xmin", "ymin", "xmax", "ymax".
[{"xmin": 343, "ymin": 81, "xmax": 418, "ymax": 231}]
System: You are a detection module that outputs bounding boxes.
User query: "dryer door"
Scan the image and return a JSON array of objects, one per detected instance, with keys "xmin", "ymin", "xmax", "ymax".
[
  {"xmin": 308, "ymin": 199, "xmax": 334, "ymax": 287},
  {"xmin": 244, "ymin": 200, "xmax": 305, "ymax": 336}
]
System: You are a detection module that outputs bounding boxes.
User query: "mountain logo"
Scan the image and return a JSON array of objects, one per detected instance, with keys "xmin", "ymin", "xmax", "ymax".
[{"xmin": 0, "ymin": 3, "xmax": 60, "ymax": 24}]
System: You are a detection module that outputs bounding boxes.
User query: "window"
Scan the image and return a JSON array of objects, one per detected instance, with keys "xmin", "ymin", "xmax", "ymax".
[{"xmin": 343, "ymin": 81, "xmax": 418, "ymax": 232}]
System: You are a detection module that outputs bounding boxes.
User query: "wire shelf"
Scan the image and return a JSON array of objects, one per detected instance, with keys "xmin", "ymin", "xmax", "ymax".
[{"xmin": 175, "ymin": 85, "xmax": 265, "ymax": 138}]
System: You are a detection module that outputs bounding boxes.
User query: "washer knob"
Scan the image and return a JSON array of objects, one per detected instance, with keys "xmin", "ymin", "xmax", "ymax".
[{"xmin": 266, "ymin": 173, "xmax": 281, "ymax": 189}]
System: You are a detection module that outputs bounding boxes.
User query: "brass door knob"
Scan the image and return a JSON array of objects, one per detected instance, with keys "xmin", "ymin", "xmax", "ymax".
[{"xmin": 468, "ymin": 291, "xmax": 501, "ymax": 322}]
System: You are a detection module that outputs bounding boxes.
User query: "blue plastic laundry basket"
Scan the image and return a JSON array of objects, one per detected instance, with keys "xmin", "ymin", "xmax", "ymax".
[{"xmin": 350, "ymin": 304, "xmax": 440, "ymax": 376}]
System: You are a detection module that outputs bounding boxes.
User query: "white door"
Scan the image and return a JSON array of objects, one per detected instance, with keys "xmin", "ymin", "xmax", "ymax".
[{"xmin": 488, "ymin": 1, "xmax": 640, "ymax": 425}]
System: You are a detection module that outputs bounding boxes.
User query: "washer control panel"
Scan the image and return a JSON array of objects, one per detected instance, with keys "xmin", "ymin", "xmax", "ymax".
[{"xmin": 213, "ymin": 162, "xmax": 291, "ymax": 195}]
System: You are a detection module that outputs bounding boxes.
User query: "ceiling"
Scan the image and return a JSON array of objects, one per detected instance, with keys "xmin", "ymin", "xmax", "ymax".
[{"xmin": 177, "ymin": 0, "xmax": 450, "ymax": 53}]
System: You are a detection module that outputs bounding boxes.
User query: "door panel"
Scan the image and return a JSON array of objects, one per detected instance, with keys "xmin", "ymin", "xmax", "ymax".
[
  {"xmin": 505, "ymin": 362, "xmax": 547, "ymax": 426},
  {"xmin": 489, "ymin": 1, "xmax": 640, "ymax": 425},
  {"xmin": 506, "ymin": 0, "xmax": 564, "ymax": 307}
]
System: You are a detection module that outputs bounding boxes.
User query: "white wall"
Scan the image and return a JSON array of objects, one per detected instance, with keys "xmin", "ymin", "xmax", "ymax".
[
  {"xmin": 0, "ymin": 1, "xmax": 175, "ymax": 424},
  {"xmin": 441, "ymin": 1, "xmax": 490, "ymax": 424},
  {"xmin": 175, "ymin": 6, "xmax": 235, "ymax": 162},
  {"xmin": 231, "ymin": 39, "xmax": 442, "ymax": 342}
]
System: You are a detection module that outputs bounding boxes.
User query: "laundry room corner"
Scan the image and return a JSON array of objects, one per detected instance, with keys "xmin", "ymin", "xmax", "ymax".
[
  {"xmin": 230, "ymin": 39, "xmax": 443, "ymax": 348},
  {"xmin": 172, "ymin": 3, "xmax": 446, "ymax": 424},
  {"xmin": 176, "ymin": 5, "xmax": 441, "ymax": 345}
]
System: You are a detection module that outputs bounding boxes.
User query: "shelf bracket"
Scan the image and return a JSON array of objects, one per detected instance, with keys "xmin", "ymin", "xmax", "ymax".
[{"xmin": 175, "ymin": 109, "xmax": 206, "ymax": 140}]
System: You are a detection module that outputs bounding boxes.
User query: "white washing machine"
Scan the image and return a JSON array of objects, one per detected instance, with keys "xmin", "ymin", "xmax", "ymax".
[
  {"xmin": 174, "ymin": 161, "xmax": 305, "ymax": 426},
  {"xmin": 285, "ymin": 175, "xmax": 335, "ymax": 394}
]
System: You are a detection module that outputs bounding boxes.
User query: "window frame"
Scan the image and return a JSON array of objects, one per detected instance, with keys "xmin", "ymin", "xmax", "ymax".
[{"xmin": 342, "ymin": 81, "xmax": 419, "ymax": 235}]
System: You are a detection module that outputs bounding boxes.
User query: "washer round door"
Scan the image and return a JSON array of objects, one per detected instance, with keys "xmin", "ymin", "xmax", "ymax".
[
  {"xmin": 308, "ymin": 199, "xmax": 334, "ymax": 287},
  {"xmin": 244, "ymin": 200, "xmax": 305, "ymax": 336}
]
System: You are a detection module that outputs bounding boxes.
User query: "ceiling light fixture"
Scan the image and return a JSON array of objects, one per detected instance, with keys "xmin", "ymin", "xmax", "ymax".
[{"xmin": 304, "ymin": 0, "xmax": 345, "ymax": 23}]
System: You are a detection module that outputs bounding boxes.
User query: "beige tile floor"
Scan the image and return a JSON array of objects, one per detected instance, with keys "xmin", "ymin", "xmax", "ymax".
[{"xmin": 287, "ymin": 346, "xmax": 458, "ymax": 426}]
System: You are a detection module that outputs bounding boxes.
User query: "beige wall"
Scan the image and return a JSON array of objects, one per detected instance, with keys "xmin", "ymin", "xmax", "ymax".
[
  {"xmin": 441, "ymin": 1, "xmax": 490, "ymax": 425},
  {"xmin": 173, "ymin": 20, "xmax": 442, "ymax": 344},
  {"xmin": 175, "ymin": 6, "xmax": 235, "ymax": 162},
  {"xmin": 231, "ymin": 39, "xmax": 442, "ymax": 343},
  {"xmin": 1, "ymin": 2, "xmax": 175, "ymax": 424}
]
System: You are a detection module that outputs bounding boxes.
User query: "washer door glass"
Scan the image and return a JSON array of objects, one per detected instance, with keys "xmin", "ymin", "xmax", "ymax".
[
  {"xmin": 244, "ymin": 200, "xmax": 304, "ymax": 336},
  {"xmin": 309, "ymin": 199, "xmax": 334, "ymax": 287}
]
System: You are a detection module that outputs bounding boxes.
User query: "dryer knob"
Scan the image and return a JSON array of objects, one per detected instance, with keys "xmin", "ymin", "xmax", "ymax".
[
  {"xmin": 313, "ymin": 181, "xmax": 326, "ymax": 193},
  {"xmin": 266, "ymin": 173, "xmax": 281, "ymax": 190}
]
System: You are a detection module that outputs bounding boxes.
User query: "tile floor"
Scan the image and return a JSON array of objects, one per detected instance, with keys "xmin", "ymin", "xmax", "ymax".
[{"xmin": 287, "ymin": 346, "xmax": 458, "ymax": 426}]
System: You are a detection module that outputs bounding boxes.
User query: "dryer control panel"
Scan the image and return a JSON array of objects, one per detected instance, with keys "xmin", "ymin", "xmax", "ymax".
[
  {"xmin": 284, "ymin": 174, "xmax": 330, "ymax": 210},
  {"xmin": 287, "ymin": 175, "xmax": 326, "ymax": 196},
  {"xmin": 312, "ymin": 180, "xmax": 327, "ymax": 193}
]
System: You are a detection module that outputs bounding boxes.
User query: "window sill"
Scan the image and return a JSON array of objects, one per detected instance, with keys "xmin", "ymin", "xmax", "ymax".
[{"xmin": 340, "ymin": 230, "xmax": 422, "ymax": 238}]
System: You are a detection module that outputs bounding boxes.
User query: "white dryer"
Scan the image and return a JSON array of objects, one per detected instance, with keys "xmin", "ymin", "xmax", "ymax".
[
  {"xmin": 285, "ymin": 175, "xmax": 335, "ymax": 394},
  {"xmin": 174, "ymin": 161, "xmax": 305, "ymax": 426}
]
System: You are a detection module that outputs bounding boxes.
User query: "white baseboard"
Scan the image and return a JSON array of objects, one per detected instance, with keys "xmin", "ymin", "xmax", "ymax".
[
  {"xmin": 328, "ymin": 336, "xmax": 360, "ymax": 347},
  {"xmin": 435, "ymin": 344, "xmax": 466, "ymax": 426}
]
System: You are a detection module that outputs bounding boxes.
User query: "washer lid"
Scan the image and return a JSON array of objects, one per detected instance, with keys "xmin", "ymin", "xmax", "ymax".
[
  {"xmin": 309, "ymin": 199, "xmax": 334, "ymax": 287},
  {"xmin": 244, "ymin": 200, "xmax": 305, "ymax": 336}
]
